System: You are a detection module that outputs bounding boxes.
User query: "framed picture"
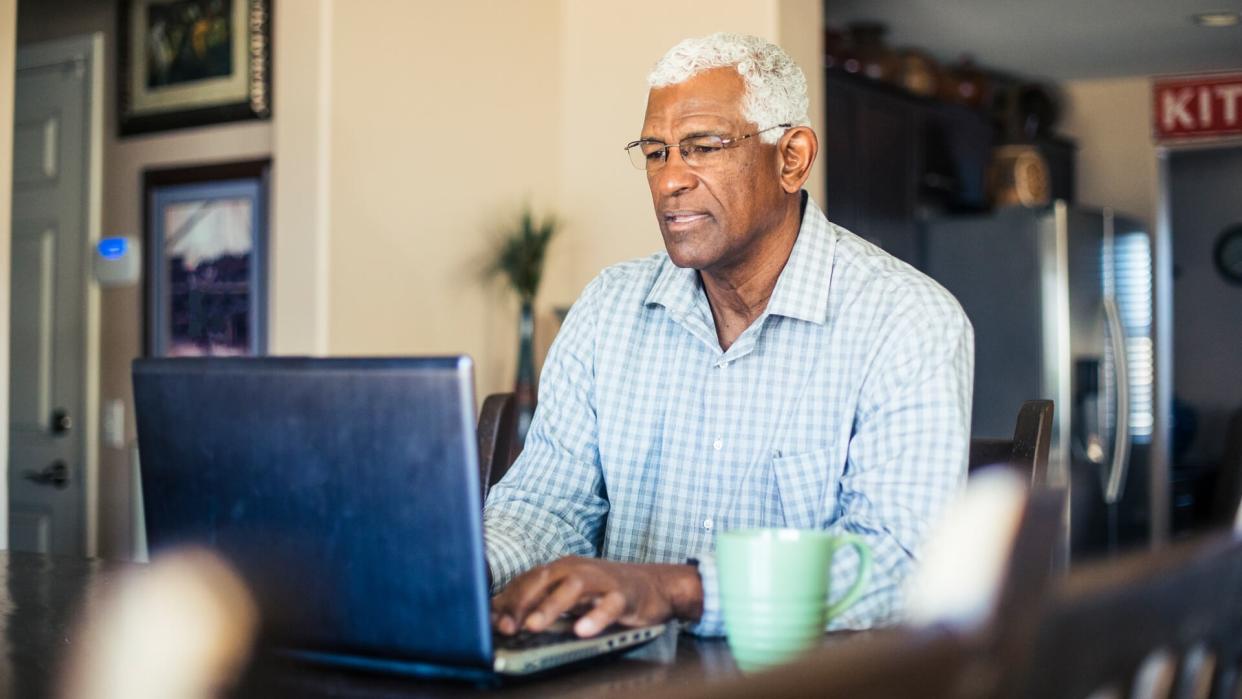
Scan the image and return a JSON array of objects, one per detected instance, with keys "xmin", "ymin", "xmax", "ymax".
[
  {"xmin": 143, "ymin": 160, "xmax": 270, "ymax": 357},
  {"xmin": 119, "ymin": 0, "xmax": 271, "ymax": 136}
]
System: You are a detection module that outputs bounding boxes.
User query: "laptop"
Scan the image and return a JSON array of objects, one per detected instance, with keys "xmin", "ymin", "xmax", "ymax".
[{"xmin": 132, "ymin": 356, "xmax": 665, "ymax": 680}]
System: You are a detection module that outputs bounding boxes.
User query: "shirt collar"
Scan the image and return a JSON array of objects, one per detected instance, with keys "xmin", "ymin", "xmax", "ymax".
[{"xmin": 644, "ymin": 192, "xmax": 836, "ymax": 327}]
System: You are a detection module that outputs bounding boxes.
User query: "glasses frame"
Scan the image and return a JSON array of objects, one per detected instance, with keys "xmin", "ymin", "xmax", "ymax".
[{"xmin": 624, "ymin": 123, "xmax": 793, "ymax": 171}]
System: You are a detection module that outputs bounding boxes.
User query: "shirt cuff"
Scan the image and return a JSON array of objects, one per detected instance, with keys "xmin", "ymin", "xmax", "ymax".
[
  {"xmin": 482, "ymin": 521, "xmax": 534, "ymax": 594},
  {"xmin": 685, "ymin": 552, "xmax": 725, "ymax": 637}
]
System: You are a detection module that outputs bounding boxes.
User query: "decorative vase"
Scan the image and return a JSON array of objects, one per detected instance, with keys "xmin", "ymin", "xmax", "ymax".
[{"xmin": 514, "ymin": 300, "xmax": 537, "ymax": 445}]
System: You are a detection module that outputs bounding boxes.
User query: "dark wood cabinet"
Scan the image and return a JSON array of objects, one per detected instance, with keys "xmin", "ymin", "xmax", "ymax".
[{"xmin": 823, "ymin": 71, "xmax": 993, "ymax": 265}]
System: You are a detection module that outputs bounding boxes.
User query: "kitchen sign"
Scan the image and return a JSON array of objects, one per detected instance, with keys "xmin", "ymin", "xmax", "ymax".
[{"xmin": 1153, "ymin": 73, "xmax": 1242, "ymax": 142}]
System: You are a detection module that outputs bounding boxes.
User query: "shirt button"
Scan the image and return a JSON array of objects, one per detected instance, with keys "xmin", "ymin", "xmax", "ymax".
[
  {"xmin": 713, "ymin": 438, "xmax": 723, "ymax": 451},
  {"xmin": 703, "ymin": 517, "xmax": 714, "ymax": 531}
]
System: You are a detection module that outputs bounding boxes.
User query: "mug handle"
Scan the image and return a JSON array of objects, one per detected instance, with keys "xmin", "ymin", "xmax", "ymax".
[{"xmin": 825, "ymin": 534, "xmax": 872, "ymax": 620}]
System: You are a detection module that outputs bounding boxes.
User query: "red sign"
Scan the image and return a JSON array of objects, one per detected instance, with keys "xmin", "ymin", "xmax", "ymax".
[{"xmin": 1153, "ymin": 73, "xmax": 1242, "ymax": 142}]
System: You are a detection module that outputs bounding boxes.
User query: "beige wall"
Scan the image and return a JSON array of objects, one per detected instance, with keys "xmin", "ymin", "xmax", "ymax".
[
  {"xmin": 324, "ymin": 0, "xmax": 563, "ymax": 398},
  {"xmin": 270, "ymin": 0, "xmax": 331, "ymax": 355},
  {"xmin": 0, "ymin": 0, "xmax": 16, "ymax": 549},
  {"xmin": 1060, "ymin": 77, "xmax": 1159, "ymax": 224}
]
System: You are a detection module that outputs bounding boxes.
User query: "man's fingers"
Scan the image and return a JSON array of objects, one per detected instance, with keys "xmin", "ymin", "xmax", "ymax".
[
  {"xmin": 524, "ymin": 576, "xmax": 585, "ymax": 632},
  {"xmin": 573, "ymin": 590, "xmax": 627, "ymax": 638},
  {"xmin": 493, "ymin": 567, "xmax": 559, "ymax": 634}
]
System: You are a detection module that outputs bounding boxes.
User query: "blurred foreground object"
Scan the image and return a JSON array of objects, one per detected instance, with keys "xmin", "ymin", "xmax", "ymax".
[
  {"xmin": 905, "ymin": 467, "xmax": 1029, "ymax": 629},
  {"xmin": 60, "ymin": 549, "xmax": 258, "ymax": 699}
]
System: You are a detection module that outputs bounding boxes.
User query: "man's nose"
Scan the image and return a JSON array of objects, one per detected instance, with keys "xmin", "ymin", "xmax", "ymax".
[{"xmin": 652, "ymin": 148, "xmax": 697, "ymax": 196}]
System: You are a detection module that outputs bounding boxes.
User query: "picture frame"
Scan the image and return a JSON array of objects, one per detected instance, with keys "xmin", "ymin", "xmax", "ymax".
[
  {"xmin": 143, "ymin": 160, "xmax": 270, "ymax": 357},
  {"xmin": 119, "ymin": 0, "xmax": 271, "ymax": 136}
]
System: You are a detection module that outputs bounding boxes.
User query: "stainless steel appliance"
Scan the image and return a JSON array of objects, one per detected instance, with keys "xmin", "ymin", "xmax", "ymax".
[{"xmin": 920, "ymin": 202, "xmax": 1159, "ymax": 562}]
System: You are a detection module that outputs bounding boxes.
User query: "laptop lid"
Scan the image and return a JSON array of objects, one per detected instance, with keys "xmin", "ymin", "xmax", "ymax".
[{"xmin": 132, "ymin": 356, "xmax": 494, "ymax": 669}]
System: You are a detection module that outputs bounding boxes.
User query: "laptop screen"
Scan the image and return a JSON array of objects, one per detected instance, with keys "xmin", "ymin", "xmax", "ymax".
[{"xmin": 133, "ymin": 356, "xmax": 494, "ymax": 668}]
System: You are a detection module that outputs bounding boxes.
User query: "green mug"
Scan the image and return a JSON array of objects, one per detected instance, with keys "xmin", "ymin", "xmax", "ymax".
[{"xmin": 716, "ymin": 528, "xmax": 872, "ymax": 671}]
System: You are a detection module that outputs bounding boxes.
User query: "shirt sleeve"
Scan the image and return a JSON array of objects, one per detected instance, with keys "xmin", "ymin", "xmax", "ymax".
[
  {"xmin": 483, "ymin": 276, "xmax": 611, "ymax": 593},
  {"xmin": 826, "ymin": 285, "xmax": 974, "ymax": 630}
]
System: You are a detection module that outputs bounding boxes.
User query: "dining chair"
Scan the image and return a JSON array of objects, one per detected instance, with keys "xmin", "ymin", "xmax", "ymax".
[
  {"xmin": 969, "ymin": 400, "xmax": 1054, "ymax": 487},
  {"xmin": 477, "ymin": 391, "xmax": 520, "ymax": 501},
  {"xmin": 996, "ymin": 532, "xmax": 1242, "ymax": 699}
]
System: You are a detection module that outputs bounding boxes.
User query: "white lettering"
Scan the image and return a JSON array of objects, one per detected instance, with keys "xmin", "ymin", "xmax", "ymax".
[
  {"xmin": 1215, "ymin": 84, "xmax": 1242, "ymax": 126},
  {"xmin": 1199, "ymin": 87, "xmax": 1213, "ymax": 128},
  {"xmin": 1163, "ymin": 88, "xmax": 1196, "ymax": 130}
]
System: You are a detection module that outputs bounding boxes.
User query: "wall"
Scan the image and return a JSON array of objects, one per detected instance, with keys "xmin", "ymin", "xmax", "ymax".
[
  {"xmin": 0, "ymin": 0, "xmax": 16, "ymax": 549},
  {"xmin": 17, "ymin": 0, "xmax": 272, "ymax": 559},
  {"xmin": 1060, "ymin": 77, "xmax": 1158, "ymax": 224},
  {"xmin": 323, "ymin": 0, "xmax": 562, "ymax": 398}
]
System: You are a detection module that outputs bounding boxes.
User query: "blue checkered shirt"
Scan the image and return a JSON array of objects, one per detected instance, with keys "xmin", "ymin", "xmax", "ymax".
[{"xmin": 483, "ymin": 194, "xmax": 973, "ymax": 636}]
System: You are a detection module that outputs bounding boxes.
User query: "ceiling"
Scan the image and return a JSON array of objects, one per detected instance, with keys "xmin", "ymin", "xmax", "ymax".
[{"xmin": 823, "ymin": 0, "xmax": 1242, "ymax": 82}]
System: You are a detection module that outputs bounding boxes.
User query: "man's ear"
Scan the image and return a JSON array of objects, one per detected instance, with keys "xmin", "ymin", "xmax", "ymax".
[{"xmin": 777, "ymin": 126, "xmax": 818, "ymax": 194}]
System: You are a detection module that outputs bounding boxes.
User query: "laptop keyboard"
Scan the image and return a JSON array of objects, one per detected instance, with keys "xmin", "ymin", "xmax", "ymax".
[{"xmin": 494, "ymin": 629, "xmax": 584, "ymax": 651}]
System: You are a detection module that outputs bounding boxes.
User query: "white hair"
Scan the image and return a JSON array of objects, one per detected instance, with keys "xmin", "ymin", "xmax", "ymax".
[{"xmin": 648, "ymin": 33, "xmax": 809, "ymax": 144}]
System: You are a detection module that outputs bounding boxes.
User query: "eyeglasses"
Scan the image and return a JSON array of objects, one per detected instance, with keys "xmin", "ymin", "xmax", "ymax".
[{"xmin": 624, "ymin": 124, "xmax": 792, "ymax": 172}]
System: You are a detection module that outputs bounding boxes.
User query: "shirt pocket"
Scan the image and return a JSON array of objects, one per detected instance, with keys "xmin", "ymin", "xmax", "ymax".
[{"xmin": 772, "ymin": 448, "xmax": 838, "ymax": 530}]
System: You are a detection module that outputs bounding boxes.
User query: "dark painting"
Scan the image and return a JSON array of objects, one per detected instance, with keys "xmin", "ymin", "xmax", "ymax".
[{"xmin": 145, "ymin": 0, "xmax": 234, "ymax": 88}]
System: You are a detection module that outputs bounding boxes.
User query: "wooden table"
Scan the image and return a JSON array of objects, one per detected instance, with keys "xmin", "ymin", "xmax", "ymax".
[{"xmin": 0, "ymin": 551, "xmax": 859, "ymax": 698}]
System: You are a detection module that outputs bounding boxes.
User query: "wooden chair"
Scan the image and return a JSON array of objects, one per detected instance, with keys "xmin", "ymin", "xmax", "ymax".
[
  {"xmin": 969, "ymin": 400, "xmax": 1054, "ymax": 487},
  {"xmin": 477, "ymin": 392, "xmax": 520, "ymax": 501},
  {"xmin": 996, "ymin": 533, "xmax": 1242, "ymax": 699}
]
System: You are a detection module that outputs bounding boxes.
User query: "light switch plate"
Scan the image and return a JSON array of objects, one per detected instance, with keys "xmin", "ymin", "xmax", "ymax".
[{"xmin": 103, "ymin": 399, "xmax": 126, "ymax": 449}]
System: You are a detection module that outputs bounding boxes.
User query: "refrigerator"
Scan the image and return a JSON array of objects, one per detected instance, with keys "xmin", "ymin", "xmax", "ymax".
[{"xmin": 920, "ymin": 201, "xmax": 1160, "ymax": 563}]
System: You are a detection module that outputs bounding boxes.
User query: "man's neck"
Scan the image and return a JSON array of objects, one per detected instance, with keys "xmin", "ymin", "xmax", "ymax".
[{"xmin": 700, "ymin": 196, "xmax": 803, "ymax": 350}]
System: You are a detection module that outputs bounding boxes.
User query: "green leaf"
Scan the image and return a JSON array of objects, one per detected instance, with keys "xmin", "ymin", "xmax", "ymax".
[{"xmin": 486, "ymin": 205, "xmax": 559, "ymax": 302}]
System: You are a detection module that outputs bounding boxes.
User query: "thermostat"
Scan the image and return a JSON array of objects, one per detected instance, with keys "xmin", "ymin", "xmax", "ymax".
[{"xmin": 93, "ymin": 236, "xmax": 142, "ymax": 287}]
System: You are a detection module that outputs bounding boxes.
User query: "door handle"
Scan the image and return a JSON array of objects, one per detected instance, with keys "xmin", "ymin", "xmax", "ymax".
[
  {"xmin": 1102, "ymin": 297, "xmax": 1130, "ymax": 504},
  {"xmin": 51, "ymin": 408, "xmax": 72, "ymax": 435},
  {"xmin": 24, "ymin": 460, "xmax": 69, "ymax": 489}
]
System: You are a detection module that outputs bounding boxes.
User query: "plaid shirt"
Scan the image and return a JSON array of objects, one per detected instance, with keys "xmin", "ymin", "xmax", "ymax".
[{"xmin": 483, "ymin": 194, "xmax": 973, "ymax": 636}]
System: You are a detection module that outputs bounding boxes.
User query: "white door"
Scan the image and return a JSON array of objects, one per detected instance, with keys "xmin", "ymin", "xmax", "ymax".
[{"xmin": 8, "ymin": 36, "xmax": 99, "ymax": 556}]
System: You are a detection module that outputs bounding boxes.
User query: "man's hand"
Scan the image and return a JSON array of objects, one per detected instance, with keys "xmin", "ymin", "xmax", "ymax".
[{"xmin": 491, "ymin": 557, "xmax": 703, "ymax": 638}]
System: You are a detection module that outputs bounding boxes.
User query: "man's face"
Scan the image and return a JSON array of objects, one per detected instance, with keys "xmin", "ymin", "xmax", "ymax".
[{"xmin": 640, "ymin": 67, "xmax": 787, "ymax": 273}]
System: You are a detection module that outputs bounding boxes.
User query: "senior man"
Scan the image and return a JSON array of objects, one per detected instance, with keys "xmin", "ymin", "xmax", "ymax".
[{"xmin": 485, "ymin": 33, "xmax": 973, "ymax": 639}]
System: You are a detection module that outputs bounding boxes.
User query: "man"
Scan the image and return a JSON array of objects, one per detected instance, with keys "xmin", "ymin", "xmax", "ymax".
[{"xmin": 484, "ymin": 33, "xmax": 973, "ymax": 639}]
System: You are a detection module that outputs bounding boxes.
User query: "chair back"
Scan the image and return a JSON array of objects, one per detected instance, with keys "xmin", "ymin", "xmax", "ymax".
[
  {"xmin": 477, "ymin": 392, "xmax": 519, "ymax": 501},
  {"xmin": 969, "ymin": 400, "xmax": 1054, "ymax": 487},
  {"xmin": 999, "ymin": 533, "xmax": 1242, "ymax": 699}
]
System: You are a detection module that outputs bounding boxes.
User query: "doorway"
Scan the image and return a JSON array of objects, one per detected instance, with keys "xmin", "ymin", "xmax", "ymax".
[
  {"xmin": 1167, "ymin": 144, "xmax": 1242, "ymax": 529},
  {"xmin": 7, "ymin": 34, "xmax": 101, "ymax": 556}
]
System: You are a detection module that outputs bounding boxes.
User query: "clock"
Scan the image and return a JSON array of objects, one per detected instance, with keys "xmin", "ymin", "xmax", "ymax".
[{"xmin": 1215, "ymin": 224, "xmax": 1242, "ymax": 285}]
